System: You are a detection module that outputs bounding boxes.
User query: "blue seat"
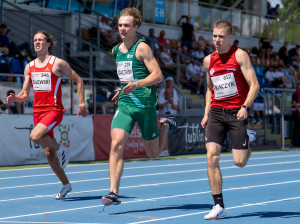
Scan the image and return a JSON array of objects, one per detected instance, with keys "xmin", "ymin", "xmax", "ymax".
[
  {"xmin": 22, "ymin": 58, "xmax": 31, "ymax": 70},
  {"xmin": 10, "ymin": 58, "xmax": 23, "ymax": 74}
]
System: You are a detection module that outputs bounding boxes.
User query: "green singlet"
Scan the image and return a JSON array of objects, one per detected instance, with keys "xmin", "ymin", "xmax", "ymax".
[{"xmin": 111, "ymin": 39, "xmax": 159, "ymax": 140}]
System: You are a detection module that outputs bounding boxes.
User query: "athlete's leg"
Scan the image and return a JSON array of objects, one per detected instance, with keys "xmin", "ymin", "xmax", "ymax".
[
  {"xmin": 30, "ymin": 123, "xmax": 69, "ymax": 185},
  {"xmin": 45, "ymin": 146, "xmax": 69, "ymax": 185},
  {"xmin": 109, "ymin": 128, "xmax": 130, "ymax": 195},
  {"xmin": 30, "ymin": 123, "xmax": 60, "ymax": 150},
  {"xmin": 206, "ymin": 142, "xmax": 223, "ymax": 195},
  {"xmin": 232, "ymin": 145, "xmax": 251, "ymax": 168},
  {"xmin": 143, "ymin": 122, "xmax": 169, "ymax": 158}
]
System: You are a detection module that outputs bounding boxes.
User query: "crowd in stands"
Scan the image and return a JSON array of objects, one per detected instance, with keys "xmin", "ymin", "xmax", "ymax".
[
  {"xmin": 0, "ymin": 23, "xmax": 33, "ymax": 81},
  {"xmin": 2, "ymin": 13, "xmax": 300, "ymax": 116}
]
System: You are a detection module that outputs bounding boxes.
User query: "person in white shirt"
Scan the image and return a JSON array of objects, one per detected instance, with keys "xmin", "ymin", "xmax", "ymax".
[
  {"xmin": 157, "ymin": 87, "xmax": 179, "ymax": 115},
  {"xmin": 185, "ymin": 61, "xmax": 204, "ymax": 94}
]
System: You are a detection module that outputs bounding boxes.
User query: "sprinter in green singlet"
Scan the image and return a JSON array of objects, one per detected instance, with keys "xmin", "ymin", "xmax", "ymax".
[{"xmin": 101, "ymin": 8, "xmax": 177, "ymax": 206}]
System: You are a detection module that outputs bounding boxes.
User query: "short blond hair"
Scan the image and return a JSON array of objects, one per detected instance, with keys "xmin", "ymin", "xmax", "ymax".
[
  {"xmin": 214, "ymin": 20, "xmax": 232, "ymax": 35},
  {"xmin": 120, "ymin": 8, "xmax": 142, "ymax": 27}
]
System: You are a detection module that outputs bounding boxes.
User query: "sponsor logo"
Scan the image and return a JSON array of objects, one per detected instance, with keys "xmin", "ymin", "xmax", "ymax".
[
  {"xmin": 209, "ymin": 68, "xmax": 215, "ymax": 76},
  {"xmin": 152, "ymin": 133, "xmax": 156, "ymax": 138},
  {"xmin": 58, "ymin": 124, "xmax": 70, "ymax": 147},
  {"xmin": 127, "ymin": 54, "xmax": 133, "ymax": 58},
  {"xmin": 243, "ymin": 139, "xmax": 247, "ymax": 146}
]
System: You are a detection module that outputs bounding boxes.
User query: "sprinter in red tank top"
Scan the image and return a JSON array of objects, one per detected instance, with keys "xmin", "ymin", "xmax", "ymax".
[
  {"xmin": 201, "ymin": 21, "xmax": 259, "ymax": 220},
  {"xmin": 7, "ymin": 31, "xmax": 88, "ymax": 199}
]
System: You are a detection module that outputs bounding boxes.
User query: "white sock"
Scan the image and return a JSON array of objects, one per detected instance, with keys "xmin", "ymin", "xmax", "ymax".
[{"xmin": 57, "ymin": 145, "xmax": 63, "ymax": 154}]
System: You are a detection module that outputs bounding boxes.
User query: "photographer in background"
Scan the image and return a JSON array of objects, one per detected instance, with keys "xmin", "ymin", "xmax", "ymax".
[{"xmin": 177, "ymin": 15, "xmax": 195, "ymax": 49}]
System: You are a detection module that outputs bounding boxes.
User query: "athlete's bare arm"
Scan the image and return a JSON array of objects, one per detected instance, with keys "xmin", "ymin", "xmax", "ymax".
[
  {"xmin": 53, "ymin": 58, "xmax": 88, "ymax": 117},
  {"xmin": 122, "ymin": 42, "xmax": 163, "ymax": 95},
  {"xmin": 6, "ymin": 64, "xmax": 31, "ymax": 105},
  {"xmin": 236, "ymin": 49, "xmax": 260, "ymax": 120},
  {"xmin": 201, "ymin": 55, "xmax": 212, "ymax": 128}
]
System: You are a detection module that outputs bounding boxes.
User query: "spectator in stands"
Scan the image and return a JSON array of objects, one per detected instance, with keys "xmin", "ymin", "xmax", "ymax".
[
  {"xmin": 158, "ymin": 76, "xmax": 179, "ymax": 102},
  {"xmin": 0, "ymin": 96, "xmax": 8, "ymax": 113},
  {"xmin": 6, "ymin": 90, "xmax": 22, "ymax": 114},
  {"xmin": 98, "ymin": 16, "xmax": 117, "ymax": 49},
  {"xmin": 192, "ymin": 45, "xmax": 205, "ymax": 62},
  {"xmin": 0, "ymin": 24, "xmax": 9, "ymax": 56},
  {"xmin": 197, "ymin": 35, "xmax": 206, "ymax": 49},
  {"xmin": 157, "ymin": 87, "xmax": 179, "ymax": 115},
  {"xmin": 271, "ymin": 66, "xmax": 289, "ymax": 88},
  {"xmin": 146, "ymin": 28, "xmax": 158, "ymax": 53},
  {"xmin": 288, "ymin": 45, "xmax": 299, "ymax": 70},
  {"xmin": 185, "ymin": 60, "xmax": 204, "ymax": 94},
  {"xmin": 177, "ymin": 15, "xmax": 195, "ymax": 49},
  {"xmin": 266, "ymin": 4, "xmax": 280, "ymax": 19},
  {"xmin": 159, "ymin": 47, "xmax": 176, "ymax": 69},
  {"xmin": 278, "ymin": 42, "xmax": 289, "ymax": 67},
  {"xmin": 0, "ymin": 24, "xmax": 34, "ymax": 60},
  {"xmin": 291, "ymin": 84, "xmax": 300, "ymax": 146},
  {"xmin": 265, "ymin": 66, "xmax": 275, "ymax": 86},
  {"xmin": 233, "ymin": 39, "xmax": 239, "ymax": 47},
  {"xmin": 203, "ymin": 43, "xmax": 213, "ymax": 57},
  {"xmin": 157, "ymin": 30, "xmax": 167, "ymax": 50}
]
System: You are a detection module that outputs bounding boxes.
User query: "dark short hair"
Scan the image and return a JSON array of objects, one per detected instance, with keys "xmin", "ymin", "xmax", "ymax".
[{"xmin": 0, "ymin": 24, "xmax": 7, "ymax": 29}]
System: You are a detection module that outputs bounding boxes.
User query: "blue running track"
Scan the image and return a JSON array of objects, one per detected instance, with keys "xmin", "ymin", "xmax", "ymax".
[{"xmin": 1, "ymin": 150, "xmax": 300, "ymax": 223}]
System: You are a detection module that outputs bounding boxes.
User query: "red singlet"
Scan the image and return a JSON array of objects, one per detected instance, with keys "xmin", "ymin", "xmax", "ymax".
[
  {"xmin": 209, "ymin": 46, "xmax": 249, "ymax": 109},
  {"xmin": 29, "ymin": 55, "xmax": 65, "ymax": 113}
]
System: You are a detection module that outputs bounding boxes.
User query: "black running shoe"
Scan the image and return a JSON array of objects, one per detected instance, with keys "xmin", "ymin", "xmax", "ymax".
[
  {"xmin": 101, "ymin": 192, "xmax": 121, "ymax": 206},
  {"xmin": 160, "ymin": 117, "xmax": 177, "ymax": 129}
]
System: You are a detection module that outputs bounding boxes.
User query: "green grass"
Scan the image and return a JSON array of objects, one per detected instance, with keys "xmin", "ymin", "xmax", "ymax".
[{"xmin": 0, "ymin": 148, "xmax": 299, "ymax": 171}]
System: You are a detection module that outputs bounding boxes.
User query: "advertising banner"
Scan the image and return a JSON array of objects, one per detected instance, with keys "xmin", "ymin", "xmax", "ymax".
[
  {"xmin": 155, "ymin": 0, "xmax": 165, "ymax": 23},
  {"xmin": 168, "ymin": 116, "xmax": 206, "ymax": 155},
  {"xmin": 0, "ymin": 114, "xmax": 94, "ymax": 166},
  {"xmin": 93, "ymin": 115, "xmax": 168, "ymax": 160}
]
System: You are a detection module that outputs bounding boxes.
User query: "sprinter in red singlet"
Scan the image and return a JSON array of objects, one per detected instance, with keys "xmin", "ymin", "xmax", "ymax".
[
  {"xmin": 7, "ymin": 31, "xmax": 88, "ymax": 199},
  {"xmin": 201, "ymin": 21, "xmax": 259, "ymax": 220}
]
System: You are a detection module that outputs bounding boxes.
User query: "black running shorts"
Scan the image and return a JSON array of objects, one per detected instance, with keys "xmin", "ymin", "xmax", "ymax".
[{"xmin": 205, "ymin": 107, "xmax": 249, "ymax": 149}]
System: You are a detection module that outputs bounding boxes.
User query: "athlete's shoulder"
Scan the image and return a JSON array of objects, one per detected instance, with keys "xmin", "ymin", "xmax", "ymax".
[
  {"xmin": 235, "ymin": 48, "xmax": 250, "ymax": 63},
  {"xmin": 203, "ymin": 54, "xmax": 211, "ymax": 69}
]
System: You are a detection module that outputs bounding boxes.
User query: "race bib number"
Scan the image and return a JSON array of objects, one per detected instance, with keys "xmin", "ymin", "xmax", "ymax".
[
  {"xmin": 117, "ymin": 61, "xmax": 134, "ymax": 82},
  {"xmin": 31, "ymin": 72, "xmax": 51, "ymax": 91},
  {"xmin": 211, "ymin": 72, "xmax": 238, "ymax": 99}
]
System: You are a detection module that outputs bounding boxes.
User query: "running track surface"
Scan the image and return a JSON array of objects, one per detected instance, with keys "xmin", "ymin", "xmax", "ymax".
[{"xmin": 1, "ymin": 150, "xmax": 300, "ymax": 224}]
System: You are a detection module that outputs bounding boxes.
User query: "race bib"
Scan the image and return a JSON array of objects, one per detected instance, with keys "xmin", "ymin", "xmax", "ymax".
[
  {"xmin": 211, "ymin": 72, "xmax": 238, "ymax": 99},
  {"xmin": 31, "ymin": 72, "xmax": 51, "ymax": 91},
  {"xmin": 117, "ymin": 61, "xmax": 134, "ymax": 82}
]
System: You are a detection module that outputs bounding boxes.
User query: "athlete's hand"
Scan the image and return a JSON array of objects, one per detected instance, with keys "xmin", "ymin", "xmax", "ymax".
[
  {"xmin": 77, "ymin": 106, "xmax": 89, "ymax": 117},
  {"xmin": 201, "ymin": 115, "xmax": 208, "ymax": 128},
  {"xmin": 122, "ymin": 81, "xmax": 138, "ymax": 95},
  {"xmin": 237, "ymin": 108, "xmax": 248, "ymax": 120},
  {"xmin": 112, "ymin": 88, "xmax": 121, "ymax": 104},
  {"xmin": 6, "ymin": 93, "xmax": 16, "ymax": 105}
]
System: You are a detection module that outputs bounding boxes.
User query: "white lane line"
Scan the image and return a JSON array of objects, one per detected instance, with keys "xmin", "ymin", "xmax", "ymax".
[
  {"xmin": 127, "ymin": 196, "xmax": 300, "ymax": 224},
  {"xmin": 1, "ymin": 154, "xmax": 300, "ymax": 180},
  {"xmin": 1, "ymin": 168, "xmax": 300, "ymax": 203},
  {"xmin": 1, "ymin": 160, "xmax": 300, "ymax": 191},
  {"xmin": 0, "ymin": 221, "xmax": 105, "ymax": 224},
  {"xmin": 0, "ymin": 180, "xmax": 299, "ymax": 221},
  {"xmin": 1, "ymin": 150, "xmax": 299, "ymax": 173},
  {"xmin": 2, "ymin": 153, "xmax": 300, "ymax": 180}
]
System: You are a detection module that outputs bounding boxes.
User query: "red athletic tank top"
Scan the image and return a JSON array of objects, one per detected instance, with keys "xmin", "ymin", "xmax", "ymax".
[
  {"xmin": 209, "ymin": 46, "xmax": 249, "ymax": 109},
  {"xmin": 291, "ymin": 91, "xmax": 300, "ymax": 115},
  {"xmin": 29, "ymin": 55, "xmax": 65, "ymax": 113}
]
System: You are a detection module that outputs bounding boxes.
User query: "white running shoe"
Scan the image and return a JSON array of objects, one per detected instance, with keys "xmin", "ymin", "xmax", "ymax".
[
  {"xmin": 56, "ymin": 183, "xmax": 72, "ymax": 199},
  {"xmin": 247, "ymin": 129, "xmax": 257, "ymax": 142},
  {"xmin": 56, "ymin": 145, "xmax": 69, "ymax": 169},
  {"xmin": 204, "ymin": 204, "xmax": 227, "ymax": 220}
]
